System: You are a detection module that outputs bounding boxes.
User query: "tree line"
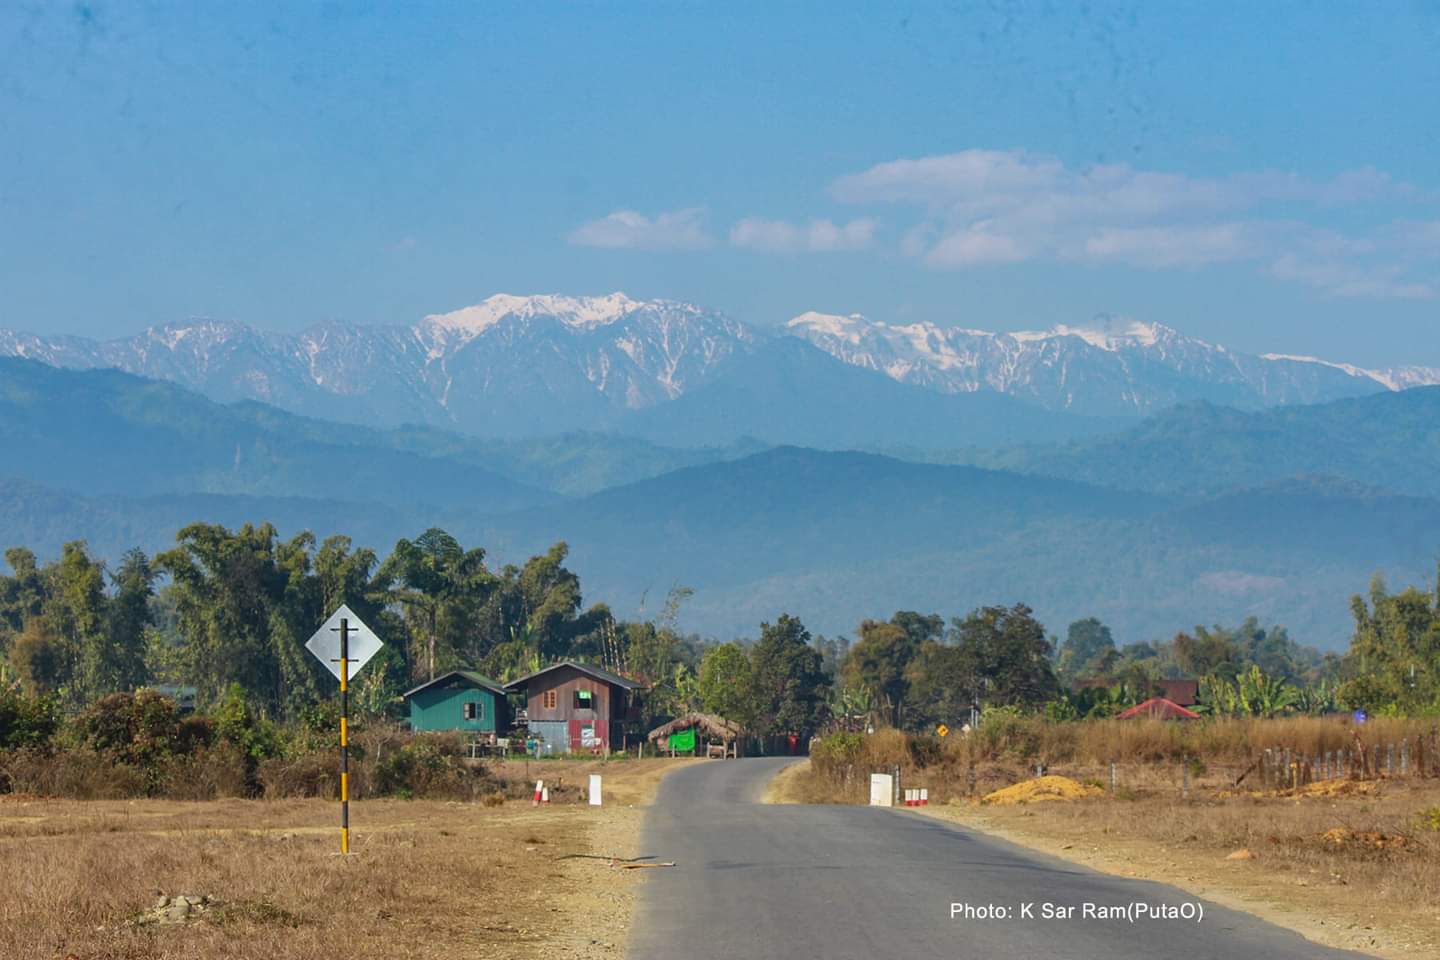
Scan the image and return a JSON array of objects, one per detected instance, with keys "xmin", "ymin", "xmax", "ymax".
[{"xmin": 3, "ymin": 524, "xmax": 1438, "ymax": 744}]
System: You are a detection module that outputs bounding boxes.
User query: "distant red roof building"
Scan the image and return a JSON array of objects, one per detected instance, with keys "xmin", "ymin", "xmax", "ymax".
[
  {"xmin": 1159, "ymin": 679, "xmax": 1199, "ymax": 707},
  {"xmin": 1116, "ymin": 697, "xmax": 1201, "ymax": 721}
]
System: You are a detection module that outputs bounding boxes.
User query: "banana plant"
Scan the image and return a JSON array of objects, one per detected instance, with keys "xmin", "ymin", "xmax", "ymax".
[
  {"xmin": 1294, "ymin": 678, "xmax": 1338, "ymax": 715},
  {"xmin": 1236, "ymin": 665, "xmax": 1299, "ymax": 718}
]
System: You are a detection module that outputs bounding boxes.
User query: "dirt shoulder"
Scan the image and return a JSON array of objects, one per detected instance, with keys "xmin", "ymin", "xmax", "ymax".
[
  {"xmin": 914, "ymin": 787, "xmax": 1440, "ymax": 960},
  {"xmin": 0, "ymin": 757, "xmax": 700, "ymax": 960}
]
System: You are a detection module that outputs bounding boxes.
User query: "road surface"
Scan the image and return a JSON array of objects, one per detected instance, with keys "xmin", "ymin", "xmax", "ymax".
[{"xmin": 627, "ymin": 758, "xmax": 1371, "ymax": 960}]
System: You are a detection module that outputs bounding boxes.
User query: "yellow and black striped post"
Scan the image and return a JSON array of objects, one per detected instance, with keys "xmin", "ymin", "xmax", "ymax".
[{"xmin": 334, "ymin": 617, "xmax": 352, "ymax": 855}]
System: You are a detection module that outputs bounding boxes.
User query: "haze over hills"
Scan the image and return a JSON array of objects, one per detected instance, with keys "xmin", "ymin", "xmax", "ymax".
[
  {"xmin": 3, "ymin": 310, "xmax": 1440, "ymax": 649},
  {"xmin": 4, "ymin": 294, "xmax": 1436, "ymax": 445},
  {"xmin": 478, "ymin": 448, "xmax": 1440, "ymax": 645},
  {"xmin": 941, "ymin": 386, "xmax": 1440, "ymax": 500}
]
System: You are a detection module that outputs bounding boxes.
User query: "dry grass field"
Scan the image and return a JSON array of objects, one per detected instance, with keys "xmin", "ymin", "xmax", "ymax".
[{"xmin": 1, "ymin": 757, "xmax": 701, "ymax": 960}]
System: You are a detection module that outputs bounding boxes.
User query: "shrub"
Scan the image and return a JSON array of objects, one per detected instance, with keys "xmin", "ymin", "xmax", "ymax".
[
  {"xmin": 0, "ymin": 688, "xmax": 60, "ymax": 753},
  {"xmin": 0, "ymin": 747, "xmax": 147, "ymax": 799}
]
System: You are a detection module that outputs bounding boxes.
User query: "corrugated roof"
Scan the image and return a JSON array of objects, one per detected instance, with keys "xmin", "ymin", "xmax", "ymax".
[
  {"xmin": 402, "ymin": 670, "xmax": 508, "ymax": 699},
  {"xmin": 1115, "ymin": 697, "xmax": 1201, "ymax": 720},
  {"xmin": 504, "ymin": 660, "xmax": 643, "ymax": 691}
]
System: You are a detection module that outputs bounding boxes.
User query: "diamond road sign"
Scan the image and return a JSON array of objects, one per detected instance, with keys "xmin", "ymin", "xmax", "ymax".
[
  {"xmin": 936, "ymin": 723, "xmax": 949, "ymax": 738},
  {"xmin": 305, "ymin": 604, "xmax": 384, "ymax": 681}
]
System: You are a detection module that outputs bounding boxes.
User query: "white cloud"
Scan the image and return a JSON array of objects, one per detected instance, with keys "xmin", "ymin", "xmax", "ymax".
[
  {"xmin": 729, "ymin": 217, "xmax": 875, "ymax": 253},
  {"xmin": 568, "ymin": 208, "xmax": 712, "ymax": 250},
  {"xmin": 1079, "ymin": 222, "xmax": 1274, "ymax": 269},
  {"xmin": 830, "ymin": 148, "xmax": 1438, "ymax": 298}
]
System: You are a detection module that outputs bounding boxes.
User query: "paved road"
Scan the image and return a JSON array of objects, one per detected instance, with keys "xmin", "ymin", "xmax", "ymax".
[{"xmin": 628, "ymin": 758, "xmax": 1370, "ymax": 960}]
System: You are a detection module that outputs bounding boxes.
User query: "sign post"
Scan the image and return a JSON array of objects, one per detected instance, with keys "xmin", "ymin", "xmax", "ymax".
[{"xmin": 306, "ymin": 604, "xmax": 384, "ymax": 855}]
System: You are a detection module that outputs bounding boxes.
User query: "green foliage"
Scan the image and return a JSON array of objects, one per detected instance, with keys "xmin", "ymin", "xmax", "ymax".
[
  {"xmin": 1343, "ymin": 570, "xmax": 1440, "ymax": 713},
  {"xmin": 213, "ymin": 684, "xmax": 282, "ymax": 762},
  {"xmin": 0, "ymin": 686, "xmax": 60, "ymax": 751},
  {"xmin": 1055, "ymin": 617, "xmax": 1116, "ymax": 683},
  {"xmin": 950, "ymin": 604, "xmax": 1058, "ymax": 709},
  {"xmin": 749, "ymin": 614, "xmax": 830, "ymax": 737},
  {"xmin": 842, "ymin": 617, "xmax": 922, "ymax": 727},
  {"xmin": 1197, "ymin": 666, "xmax": 1301, "ymax": 718},
  {"xmin": 698, "ymin": 642, "xmax": 756, "ymax": 729}
]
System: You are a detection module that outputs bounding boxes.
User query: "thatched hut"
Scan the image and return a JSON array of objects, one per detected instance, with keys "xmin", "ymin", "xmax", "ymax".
[{"xmin": 647, "ymin": 712, "xmax": 743, "ymax": 758}]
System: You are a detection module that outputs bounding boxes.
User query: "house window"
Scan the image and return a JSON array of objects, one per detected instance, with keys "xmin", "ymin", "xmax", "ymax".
[
  {"xmin": 574, "ymin": 689, "xmax": 593, "ymax": 710},
  {"xmin": 462, "ymin": 701, "xmax": 483, "ymax": 721},
  {"xmin": 542, "ymin": 690, "xmax": 557, "ymax": 710}
]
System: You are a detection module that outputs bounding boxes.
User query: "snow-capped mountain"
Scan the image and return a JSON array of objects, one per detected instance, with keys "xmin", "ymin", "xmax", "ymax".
[
  {"xmin": 0, "ymin": 294, "xmax": 757, "ymax": 436},
  {"xmin": 785, "ymin": 311, "xmax": 1440, "ymax": 416},
  {"xmin": 1, "ymin": 294, "xmax": 1434, "ymax": 439}
]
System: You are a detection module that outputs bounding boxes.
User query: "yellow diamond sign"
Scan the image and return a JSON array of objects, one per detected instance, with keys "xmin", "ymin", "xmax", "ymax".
[{"xmin": 936, "ymin": 723, "xmax": 949, "ymax": 738}]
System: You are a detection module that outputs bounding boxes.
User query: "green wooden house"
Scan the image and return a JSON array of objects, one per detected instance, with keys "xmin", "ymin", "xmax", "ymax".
[{"xmin": 403, "ymin": 671, "xmax": 509, "ymax": 738}]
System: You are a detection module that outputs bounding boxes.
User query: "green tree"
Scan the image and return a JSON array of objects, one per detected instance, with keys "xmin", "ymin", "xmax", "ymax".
[
  {"xmin": 156, "ymin": 522, "xmax": 327, "ymax": 714},
  {"xmin": 104, "ymin": 549, "xmax": 156, "ymax": 693},
  {"xmin": 698, "ymin": 641, "xmax": 755, "ymax": 729},
  {"xmin": 1172, "ymin": 626, "xmax": 1241, "ymax": 678},
  {"xmin": 1055, "ymin": 617, "xmax": 1116, "ymax": 684},
  {"xmin": 749, "ymin": 614, "xmax": 829, "ymax": 738},
  {"xmin": 946, "ymin": 603, "xmax": 1058, "ymax": 709},
  {"xmin": 380, "ymin": 528, "xmax": 491, "ymax": 682},
  {"xmin": 841, "ymin": 619, "xmax": 918, "ymax": 728},
  {"xmin": 1341, "ymin": 570, "xmax": 1440, "ymax": 712}
]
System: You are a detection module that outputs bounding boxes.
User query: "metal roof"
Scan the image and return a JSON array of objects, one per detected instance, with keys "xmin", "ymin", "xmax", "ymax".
[
  {"xmin": 503, "ymin": 660, "xmax": 643, "ymax": 691},
  {"xmin": 402, "ymin": 670, "xmax": 508, "ymax": 700}
]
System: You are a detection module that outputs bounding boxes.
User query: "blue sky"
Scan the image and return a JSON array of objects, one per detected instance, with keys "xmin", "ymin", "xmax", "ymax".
[{"xmin": 1, "ymin": 1, "xmax": 1437, "ymax": 366}]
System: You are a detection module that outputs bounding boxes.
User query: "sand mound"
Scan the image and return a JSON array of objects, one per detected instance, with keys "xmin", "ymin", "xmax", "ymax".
[{"xmin": 982, "ymin": 775, "xmax": 1103, "ymax": 806}]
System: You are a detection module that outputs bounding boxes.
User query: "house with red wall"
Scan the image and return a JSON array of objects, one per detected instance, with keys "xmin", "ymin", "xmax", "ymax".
[{"xmin": 505, "ymin": 661, "xmax": 642, "ymax": 754}]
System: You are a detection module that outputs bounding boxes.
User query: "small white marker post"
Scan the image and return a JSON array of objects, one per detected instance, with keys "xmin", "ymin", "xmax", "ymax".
[{"xmin": 589, "ymin": 774, "xmax": 603, "ymax": 806}]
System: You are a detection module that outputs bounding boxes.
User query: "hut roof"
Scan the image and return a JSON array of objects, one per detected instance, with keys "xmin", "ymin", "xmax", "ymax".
[
  {"xmin": 1115, "ymin": 697, "xmax": 1201, "ymax": 721},
  {"xmin": 402, "ymin": 670, "xmax": 507, "ymax": 700},
  {"xmin": 647, "ymin": 712, "xmax": 742, "ymax": 742},
  {"xmin": 504, "ymin": 660, "xmax": 642, "ymax": 692}
]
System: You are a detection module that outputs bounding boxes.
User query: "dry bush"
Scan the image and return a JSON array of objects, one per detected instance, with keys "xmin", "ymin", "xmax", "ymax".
[
  {"xmin": 799, "ymin": 717, "xmax": 1440, "ymax": 806},
  {"xmin": 158, "ymin": 742, "xmax": 253, "ymax": 801},
  {"xmin": 0, "ymin": 748, "xmax": 148, "ymax": 799},
  {"xmin": 256, "ymin": 752, "xmax": 338, "ymax": 799}
]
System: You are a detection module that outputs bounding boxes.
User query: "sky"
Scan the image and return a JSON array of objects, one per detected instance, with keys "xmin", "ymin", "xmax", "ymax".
[{"xmin": 1, "ymin": 1, "xmax": 1438, "ymax": 366}]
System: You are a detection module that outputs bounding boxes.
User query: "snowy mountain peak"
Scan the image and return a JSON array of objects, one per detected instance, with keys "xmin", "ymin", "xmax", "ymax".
[
  {"xmin": 786, "ymin": 311, "xmax": 875, "ymax": 343},
  {"xmin": 1260, "ymin": 354, "xmax": 1440, "ymax": 392},
  {"xmin": 1009, "ymin": 316, "xmax": 1175, "ymax": 351},
  {"xmin": 784, "ymin": 307, "xmax": 1425, "ymax": 414},
  {"xmin": 425, "ymin": 292, "xmax": 651, "ymax": 334}
]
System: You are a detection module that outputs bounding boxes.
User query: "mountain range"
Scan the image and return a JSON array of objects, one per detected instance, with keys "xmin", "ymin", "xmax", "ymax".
[
  {"xmin": 4, "ymin": 294, "xmax": 1436, "ymax": 443},
  {"xmin": 3, "ymin": 296, "xmax": 1440, "ymax": 649},
  {"xmin": 2, "ymin": 358, "xmax": 1440, "ymax": 646}
]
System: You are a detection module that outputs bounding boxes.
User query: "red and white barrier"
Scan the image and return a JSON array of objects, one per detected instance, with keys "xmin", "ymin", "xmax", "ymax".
[
  {"xmin": 533, "ymin": 779, "xmax": 544, "ymax": 806},
  {"xmin": 901, "ymin": 788, "xmax": 930, "ymax": 807},
  {"xmin": 541, "ymin": 785, "xmax": 550, "ymax": 805},
  {"xmin": 920, "ymin": 788, "xmax": 929, "ymax": 806}
]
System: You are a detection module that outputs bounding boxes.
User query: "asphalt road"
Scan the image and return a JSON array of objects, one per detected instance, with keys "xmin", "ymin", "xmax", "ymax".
[{"xmin": 627, "ymin": 758, "xmax": 1371, "ymax": 960}]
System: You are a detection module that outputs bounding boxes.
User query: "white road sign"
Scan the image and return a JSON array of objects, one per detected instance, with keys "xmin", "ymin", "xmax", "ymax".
[{"xmin": 305, "ymin": 604, "xmax": 384, "ymax": 681}]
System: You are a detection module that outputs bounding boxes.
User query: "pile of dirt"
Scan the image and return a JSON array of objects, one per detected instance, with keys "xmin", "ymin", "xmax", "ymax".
[
  {"xmin": 1221, "ymin": 779, "xmax": 1381, "ymax": 801},
  {"xmin": 1299, "ymin": 779, "xmax": 1380, "ymax": 798},
  {"xmin": 982, "ymin": 775, "xmax": 1103, "ymax": 806},
  {"xmin": 1317, "ymin": 827, "xmax": 1410, "ymax": 851}
]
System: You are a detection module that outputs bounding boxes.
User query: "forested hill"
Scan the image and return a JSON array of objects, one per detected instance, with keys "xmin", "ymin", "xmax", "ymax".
[
  {"xmin": 0, "ymin": 357, "xmax": 767, "ymax": 500},
  {"xmin": 0, "ymin": 358, "xmax": 548, "ymax": 510},
  {"xmin": 3, "ymin": 358, "xmax": 1440, "ymax": 647},
  {"xmin": 478, "ymin": 447, "xmax": 1440, "ymax": 646},
  {"xmin": 949, "ymin": 386, "xmax": 1440, "ymax": 498}
]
